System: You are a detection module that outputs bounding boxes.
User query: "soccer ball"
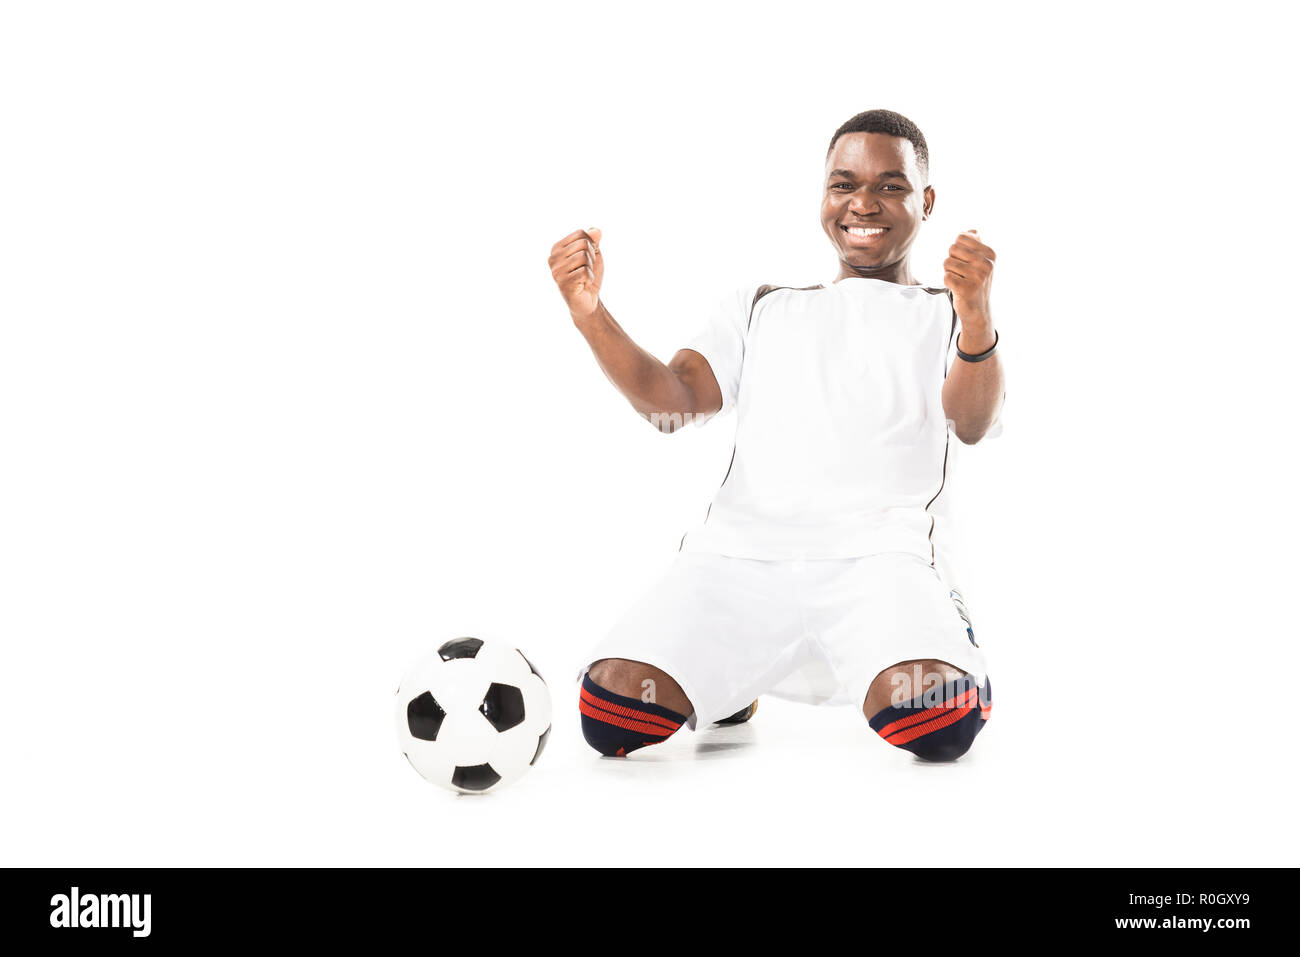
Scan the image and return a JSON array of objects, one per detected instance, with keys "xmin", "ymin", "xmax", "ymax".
[{"xmin": 395, "ymin": 637, "xmax": 552, "ymax": 794}]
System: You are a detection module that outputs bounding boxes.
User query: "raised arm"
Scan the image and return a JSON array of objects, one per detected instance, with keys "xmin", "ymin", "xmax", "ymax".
[
  {"xmin": 940, "ymin": 229, "xmax": 1005, "ymax": 444},
  {"xmin": 548, "ymin": 227, "xmax": 722, "ymax": 432}
]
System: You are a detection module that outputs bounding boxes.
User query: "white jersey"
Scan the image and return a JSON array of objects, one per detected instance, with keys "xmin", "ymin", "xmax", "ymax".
[{"xmin": 679, "ymin": 276, "xmax": 979, "ymax": 572}]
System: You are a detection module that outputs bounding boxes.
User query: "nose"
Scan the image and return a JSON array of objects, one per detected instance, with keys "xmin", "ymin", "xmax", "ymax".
[{"xmin": 847, "ymin": 187, "xmax": 880, "ymax": 216}]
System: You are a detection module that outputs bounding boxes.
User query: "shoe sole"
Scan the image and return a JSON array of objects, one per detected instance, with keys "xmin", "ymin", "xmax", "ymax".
[{"xmin": 713, "ymin": 699, "xmax": 758, "ymax": 726}]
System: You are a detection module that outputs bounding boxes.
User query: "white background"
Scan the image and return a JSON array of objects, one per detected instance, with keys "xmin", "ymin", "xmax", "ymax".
[{"xmin": 3, "ymin": 1, "xmax": 1297, "ymax": 866}]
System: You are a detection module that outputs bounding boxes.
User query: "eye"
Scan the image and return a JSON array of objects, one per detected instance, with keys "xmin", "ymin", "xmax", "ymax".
[
  {"xmin": 830, "ymin": 182, "xmax": 853, "ymax": 190},
  {"xmin": 882, "ymin": 184, "xmax": 905, "ymax": 191}
]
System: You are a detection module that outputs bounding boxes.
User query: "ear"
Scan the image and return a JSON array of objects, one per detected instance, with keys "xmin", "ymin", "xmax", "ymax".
[{"xmin": 923, "ymin": 185, "xmax": 936, "ymax": 220}]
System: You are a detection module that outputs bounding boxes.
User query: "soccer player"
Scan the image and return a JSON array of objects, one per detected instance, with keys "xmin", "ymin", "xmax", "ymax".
[{"xmin": 547, "ymin": 109, "xmax": 1002, "ymax": 762}]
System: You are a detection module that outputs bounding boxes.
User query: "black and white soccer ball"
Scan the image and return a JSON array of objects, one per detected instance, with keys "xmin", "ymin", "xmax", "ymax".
[{"xmin": 395, "ymin": 637, "xmax": 552, "ymax": 794}]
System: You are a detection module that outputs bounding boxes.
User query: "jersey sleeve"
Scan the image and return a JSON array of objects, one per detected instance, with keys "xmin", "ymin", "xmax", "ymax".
[{"xmin": 679, "ymin": 285, "xmax": 752, "ymax": 421}]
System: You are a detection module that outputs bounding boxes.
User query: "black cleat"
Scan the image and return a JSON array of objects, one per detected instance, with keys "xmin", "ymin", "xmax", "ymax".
[{"xmin": 714, "ymin": 700, "xmax": 758, "ymax": 725}]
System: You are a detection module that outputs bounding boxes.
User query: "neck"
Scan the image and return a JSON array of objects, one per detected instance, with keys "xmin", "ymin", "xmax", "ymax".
[{"xmin": 835, "ymin": 260, "xmax": 917, "ymax": 285}]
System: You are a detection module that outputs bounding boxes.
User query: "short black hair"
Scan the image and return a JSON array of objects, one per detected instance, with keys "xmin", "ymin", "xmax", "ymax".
[{"xmin": 827, "ymin": 109, "xmax": 929, "ymax": 183}]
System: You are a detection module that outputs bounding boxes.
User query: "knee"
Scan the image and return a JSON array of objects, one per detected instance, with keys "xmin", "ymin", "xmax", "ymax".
[
  {"xmin": 864, "ymin": 662, "xmax": 992, "ymax": 763},
  {"xmin": 587, "ymin": 658, "xmax": 650, "ymax": 699},
  {"xmin": 579, "ymin": 659, "xmax": 691, "ymax": 757}
]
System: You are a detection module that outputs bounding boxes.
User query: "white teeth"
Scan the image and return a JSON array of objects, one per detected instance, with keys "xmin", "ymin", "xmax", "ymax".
[{"xmin": 845, "ymin": 226, "xmax": 886, "ymax": 237}]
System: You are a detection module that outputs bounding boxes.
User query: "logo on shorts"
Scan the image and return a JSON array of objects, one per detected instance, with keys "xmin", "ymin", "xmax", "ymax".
[{"xmin": 949, "ymin": 590, "xmax": 977, "ymax": 647}]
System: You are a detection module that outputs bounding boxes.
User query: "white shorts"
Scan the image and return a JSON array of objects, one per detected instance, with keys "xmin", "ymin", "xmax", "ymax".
[{"xmin": 579, "ymin": 551, "xmax": 990, "ymax": 730}]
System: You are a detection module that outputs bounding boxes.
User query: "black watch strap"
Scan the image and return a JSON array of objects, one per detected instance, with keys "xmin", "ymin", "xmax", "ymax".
[{"xmin": 955, "ymin": 330, "xmax": 999, "ymax": 362}]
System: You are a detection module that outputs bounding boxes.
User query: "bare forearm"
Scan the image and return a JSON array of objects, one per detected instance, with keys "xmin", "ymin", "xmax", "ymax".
[
  {"xmin": 942, "ymin": 319, "xmax": 1005, "ymax": 444},
  {"xmin": 572, "ymin": 301, "xmax": 696, "ymax": 419}
]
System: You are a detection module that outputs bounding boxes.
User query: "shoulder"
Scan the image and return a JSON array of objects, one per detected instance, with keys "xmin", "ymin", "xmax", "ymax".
[
  {"xmin": 738, "ymin": 282, "xmax": 826, "ymax": 332},
  {"xmin": 910, "ymin": 282, "xmax": 953, "ymax": 312},
  {"xmin": 709, "ymin": 281, "xmax": 829, "ymax": 330},
  {"xmin": 746, "ymin": 281, "xmax": 826, "ymax": 310}
]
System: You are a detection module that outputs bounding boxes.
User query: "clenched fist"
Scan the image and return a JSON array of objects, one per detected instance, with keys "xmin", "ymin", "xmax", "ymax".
[
  {"xmin": 943, "ymin": 229, "xmax": 996, "ymax": 326},
  {"xmin": 548, "ymin": 227, "xmax": 604, "ymax": 320}
]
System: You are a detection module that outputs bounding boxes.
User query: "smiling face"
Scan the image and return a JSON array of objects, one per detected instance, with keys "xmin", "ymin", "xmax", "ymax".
[{"xmin": 821, "ymin": 132, "xmax": 935, "ymax": 284}]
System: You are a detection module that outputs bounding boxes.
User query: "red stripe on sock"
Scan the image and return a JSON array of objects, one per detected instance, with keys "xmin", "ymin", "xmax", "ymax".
[
  {"xmin": 580, "ymin": 686, "xmax": 681, "ymax": 734},
  {"xmin": 880, "ymin": 693, "xmax": 978, "ymax": 747},
  {"xmin": 874, "ymin": 687, "xmax": 979, "ymax": 739},
  {"xmin": 885, "ymin": 703, "xmax": 973, "ymax": 746},
  {"xmin": 579, "ymin": 697, "xmax": 680, "ymax": 738}
]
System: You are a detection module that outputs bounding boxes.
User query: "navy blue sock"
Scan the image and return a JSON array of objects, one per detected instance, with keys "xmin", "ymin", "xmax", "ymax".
[
  {"xmin": 869, "ymin": 674, "xmax": 992, "ymax": 762},
  {"xmin": 579, "ymin": 674, "xmax": 687, "ymax": 757}
]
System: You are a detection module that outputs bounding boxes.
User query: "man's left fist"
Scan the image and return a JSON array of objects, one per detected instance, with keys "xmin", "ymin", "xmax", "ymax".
[{"xmin": 943, "ymin": 229, "xmax": 996, "ymax": 325}]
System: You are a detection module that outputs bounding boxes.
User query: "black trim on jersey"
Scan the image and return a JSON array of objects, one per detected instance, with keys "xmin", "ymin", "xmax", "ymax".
[
  {"xmin": 708, "ymin": 445, "xmax": 737, "ymax": 517},
  {"xmin": 929, "ymin": 287, "xmax": 958, "ymax": 379},
  {"xmin": 929, "ymin": 288, "xmax": 956, "ymax": 564},
  {"xmin": 924, "ymin": 433, "xmax": 951, "ymax": 567},
  {"xmin": 679, "ymin": 283, "xmax": 822, "ymax": 552},
  {"xmin": 679, "ymin": 436, "xmax": 735, "ymax": 552},
  {"xmin": 686, "ymin": 283, "xmax": 816, "ymax": 548},
  {"xmin": 746, "ymin": 283, "xmax": 825, "ymax": 331}
]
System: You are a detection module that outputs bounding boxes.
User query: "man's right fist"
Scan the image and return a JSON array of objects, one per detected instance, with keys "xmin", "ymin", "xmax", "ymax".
[{"xmin": 548, "ymin": 227, "xmax": 604, "ymax": 319}]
